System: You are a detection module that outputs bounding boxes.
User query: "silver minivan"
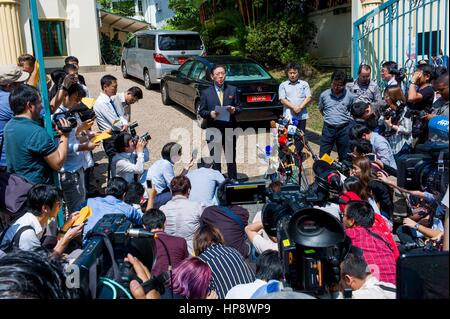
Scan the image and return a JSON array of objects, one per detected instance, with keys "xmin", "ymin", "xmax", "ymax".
[{"xmin": 121, "ymin": 30, "xmax": 206, "ymax": 89}]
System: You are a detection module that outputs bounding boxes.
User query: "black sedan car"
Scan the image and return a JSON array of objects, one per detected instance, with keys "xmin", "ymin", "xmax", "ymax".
[{"xmin": 160, "ymin": 56, "xmax": 283, "ymax": 124}]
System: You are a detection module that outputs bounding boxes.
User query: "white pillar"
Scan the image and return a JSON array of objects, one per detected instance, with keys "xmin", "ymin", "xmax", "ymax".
[{"xmin": 0, "ymin": 0, "xmax": 24, "ymax": 64}]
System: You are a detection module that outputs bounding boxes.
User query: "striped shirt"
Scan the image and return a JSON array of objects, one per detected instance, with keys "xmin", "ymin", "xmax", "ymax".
[{"xmin": 198, "ymin": 244, "xmax": 255, "ymax": 299}]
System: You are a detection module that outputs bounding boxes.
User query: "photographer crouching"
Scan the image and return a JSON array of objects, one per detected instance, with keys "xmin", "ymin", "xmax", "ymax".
[{"xmin": 111, "ymin": 131, "xmax": 150, "ymax": 184}]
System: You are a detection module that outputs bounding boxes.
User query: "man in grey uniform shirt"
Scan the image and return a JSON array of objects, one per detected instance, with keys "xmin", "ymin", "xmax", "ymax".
[
  {"xmin": 346, "ymin": 64, "xmax": 383, "ymax": 111},
  {"xmin": 319, "ymin": 70, "xmax": 354, "ymax": 161}
]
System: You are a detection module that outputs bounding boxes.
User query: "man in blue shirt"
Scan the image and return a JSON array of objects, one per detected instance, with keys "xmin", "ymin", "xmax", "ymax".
[
  {"xmin": 0, "ymin": 65, "xmax": 30, "ymax": 171},
  {"xmin": 83, "ymin": 177, "xmax": 143, "ymax": 238},
  {"xmin": 353, "ymin": 124, "xmax": 397, "ymax": 170},
  {"xmin": 318, "ymin": 70, "xmax": 354, "ymax": 161},
  {"xmin": 278, "ymin": 62, "xmax": 312, "ymax": 133},
  {"xmin": 4, "ymin": 84, "xmax": 71, "ymax": 184},
  {"xmin": 187, "ymin": 157, "xmax": 225, "ymax": 206}
]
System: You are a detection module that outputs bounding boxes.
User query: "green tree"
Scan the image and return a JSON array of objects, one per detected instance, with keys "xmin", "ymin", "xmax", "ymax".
[{"xmin": 98, "ymin": 0, "xmax": 136, "ymax": 17}]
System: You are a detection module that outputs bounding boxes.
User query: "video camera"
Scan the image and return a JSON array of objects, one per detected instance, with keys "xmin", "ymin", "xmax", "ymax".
[
  {"xmin": 72, "ymin": 214, "xmax": 156, "ymax": 299},
  {"xmin": 128, "ymin": 121, "xmax": 151, "ymax": 143},
  {"xmin": 224, "ymin": 161, "xmax": 349, "ymax": 296},
  {"xmin": 397, "ymin": 117, "xmax": 449, "ymax": 194},
  {"xmin": 52, "ymin": 111, "xmax": 79, "ymax": 133}
]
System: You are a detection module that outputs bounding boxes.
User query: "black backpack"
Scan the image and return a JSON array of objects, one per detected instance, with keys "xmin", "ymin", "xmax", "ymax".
[
  {"xmin": 0, "ymin": 137, "xmax": 34, "ymax": 232},
  {"xmin": 0, "ymin": 172, "xmax": 34, "ymax": 232}
]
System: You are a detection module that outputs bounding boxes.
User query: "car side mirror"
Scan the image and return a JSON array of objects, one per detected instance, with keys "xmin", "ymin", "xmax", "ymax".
[{"xmin": 171, "ymin": 70, "xmax": 179, "ymax": 76}]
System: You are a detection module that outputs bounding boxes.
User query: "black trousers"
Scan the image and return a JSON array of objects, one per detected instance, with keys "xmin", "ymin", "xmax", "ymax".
[
  {"xmin": 103, "ymin": 138, "xmax": 117, "ymax": 180},
  {"xmin": 319, "ymin": 122, "xmax": 350, "ymax": 162},
  {"xmin": 206, "ymin": 121, "xmax": 238, "ymax": 179}
]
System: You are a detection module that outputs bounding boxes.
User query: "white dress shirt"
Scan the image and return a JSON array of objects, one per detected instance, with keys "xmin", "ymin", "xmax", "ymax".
[
  {"xmin": 93, "ymin": 92, "xmax": 128, "ymax": 132},
  {"xmin": 111, "ymin": 148, "xmax": 150, "ymax": 183}
]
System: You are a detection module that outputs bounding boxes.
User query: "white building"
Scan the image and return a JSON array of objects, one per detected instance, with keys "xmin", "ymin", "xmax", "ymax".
[
  {"xmin": 110, "ymin": 0, "xmax": 174, "ymax": 28},
  {"xmin": 0, "ymin": 0, "xmax": 101, "ymax": 68}
]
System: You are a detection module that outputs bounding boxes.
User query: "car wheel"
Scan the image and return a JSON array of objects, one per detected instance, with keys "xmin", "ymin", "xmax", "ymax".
[
  {"xmin": 195, "ymin": 100, "xmax": 204, "ymax": 128},
  {"xmin": 144, "ymin": 69, "xmax": 152, "ymax": 90},
  {"xmin": 161, "ymin": 82, "xmax": 172, "ymax": 105},
  {"xmin": 121, "ymin": 61, "xmax": 129, "ymax": 78}
]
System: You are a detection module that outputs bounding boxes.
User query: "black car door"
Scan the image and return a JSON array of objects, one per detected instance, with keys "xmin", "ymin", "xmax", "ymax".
[
  {"xmin": 171, "ymin": 60, "xmax": 194, "ymax": 107},
  {"xmin": 184, "ymin": 61, "xmax": 211, "ymax": 112}
]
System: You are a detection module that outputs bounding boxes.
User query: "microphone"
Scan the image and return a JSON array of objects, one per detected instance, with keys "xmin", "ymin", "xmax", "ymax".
[
  {"xmin": 126, "ymin": 229, "xmax": 157, "ymax": 238},
  {"xmin": 270, "ymin": 120, "xmax": 277, "ymax": 128}
]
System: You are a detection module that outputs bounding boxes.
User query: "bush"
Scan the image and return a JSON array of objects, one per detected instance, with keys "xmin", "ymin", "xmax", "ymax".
[
  {"xmin": 245, "ymin": 17, "xmax": 317, "ymax": 68},
  {"xmin": 100, "ymin": 33, "xmax": 122, "ymax": 65}
]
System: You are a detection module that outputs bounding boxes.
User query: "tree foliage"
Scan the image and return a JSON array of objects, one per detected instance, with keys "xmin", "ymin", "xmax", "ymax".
[
  {"xmin": 167, "ymin": 0, "xmax": 318, "ymax": 67},
  {"xmin": 98, "ymin": 0, "xmax": 136, "ymax": 17}
]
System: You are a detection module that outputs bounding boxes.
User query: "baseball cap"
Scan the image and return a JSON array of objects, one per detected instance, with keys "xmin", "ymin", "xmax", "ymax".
[{"xmin": 0, "ymin": 64, "xmax": 30, "ymax": 86}]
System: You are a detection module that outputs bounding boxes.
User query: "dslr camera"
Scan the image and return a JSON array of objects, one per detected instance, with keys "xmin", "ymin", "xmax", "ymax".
[{"xmin": 128, "ymin": 121, "xmax": 151, "ymax": 143}]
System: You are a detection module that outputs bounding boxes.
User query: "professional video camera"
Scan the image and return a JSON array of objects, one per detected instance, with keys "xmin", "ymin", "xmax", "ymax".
[
  {"xmin": 72, "ymin": 214, "xmax": 156, "ymax": 299},
  {"xmin": 224, "ymin": 160, "xmax": 349, "ymax": 296},
  {"xmin": 128, "ymin": 121, "xmax": 151, "ymax": 143},
  {"xmin": 397, "ymin": 116, "xmax": 449, "ymax": 194}
]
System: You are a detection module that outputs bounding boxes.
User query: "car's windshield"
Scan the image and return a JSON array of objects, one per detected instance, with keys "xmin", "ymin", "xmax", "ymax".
[
  {"xmin": 222, "ymin": 63, "xmax": 272, "ymax": 81},
  {"xmin": 158, "ymin": 34, "xmax": 203, "ymax": 50}
]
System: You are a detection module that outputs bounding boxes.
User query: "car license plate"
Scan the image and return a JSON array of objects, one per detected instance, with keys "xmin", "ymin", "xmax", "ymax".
[
  {"xmin": 178, "ymin": 57, "xmax": 188, "ymax": 64},
  {"xmin": 247, "ymin": 95, "xmax": 271, "ymax": 102}
]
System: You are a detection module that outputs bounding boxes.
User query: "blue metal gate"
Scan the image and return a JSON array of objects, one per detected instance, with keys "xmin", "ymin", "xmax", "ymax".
[{"xmin": 353, "ymin": 0, "xmax": 449, "ymax": 85}]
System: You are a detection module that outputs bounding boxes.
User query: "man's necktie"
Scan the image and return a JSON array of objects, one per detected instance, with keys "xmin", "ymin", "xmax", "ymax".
[
  {"xmin": 110, "ymin": 99, "xmax": 120, "ymax": 118},
  {"xmin": 218, "ymin": 87, "xmax": 223, "ymax": 106}
]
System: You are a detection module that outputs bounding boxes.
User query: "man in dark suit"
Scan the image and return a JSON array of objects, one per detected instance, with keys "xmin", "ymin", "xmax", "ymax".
[{"xmin": 198, "ymin": 65, "xmax": 241, "ymax": 180}]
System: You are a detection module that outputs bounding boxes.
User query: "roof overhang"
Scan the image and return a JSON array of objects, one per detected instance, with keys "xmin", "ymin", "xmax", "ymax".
[{"xmin": 99, "ymin": 9, "xmax": 153, "ymax": 33}]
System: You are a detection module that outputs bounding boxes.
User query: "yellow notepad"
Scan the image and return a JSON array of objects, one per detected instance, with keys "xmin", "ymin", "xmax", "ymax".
[
  {"xmin": 81, "ymin": 97, "xmax": 96, "ymax": 109},
  {"xmin": 90, "ymin": 132, "xmax": 112, "ymax": 144},
  {"xmin": 61, "ymin": 206, "xmax": 92, "ymax": 233}
]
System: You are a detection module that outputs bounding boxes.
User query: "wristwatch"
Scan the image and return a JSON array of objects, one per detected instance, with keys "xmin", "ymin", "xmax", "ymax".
[{"xmin": 414, "ymin": 223, "xmax": 420, "ymax": 230}]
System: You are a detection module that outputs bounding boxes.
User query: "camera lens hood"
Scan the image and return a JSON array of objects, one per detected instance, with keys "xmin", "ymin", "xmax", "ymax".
[{"xmin": 287, "ymin": 208, "xmax": 345, "ymax": 248}]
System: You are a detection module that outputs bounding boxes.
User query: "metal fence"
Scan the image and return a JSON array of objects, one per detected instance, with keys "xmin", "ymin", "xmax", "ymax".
[{"xmin": 353, "ymin": 0, "xmax": 449, "ymax": 85}]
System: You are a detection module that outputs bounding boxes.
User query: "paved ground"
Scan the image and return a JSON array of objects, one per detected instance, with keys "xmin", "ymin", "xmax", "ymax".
[{"xmin": 84, "ymin": 68, "xmax": 337, "ymax": 218}]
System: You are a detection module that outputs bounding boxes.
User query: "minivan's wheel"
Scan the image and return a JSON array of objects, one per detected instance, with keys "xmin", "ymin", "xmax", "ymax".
[
  {"xmin": 161, "ymin": 82, "xmax": 172, "ymax": 105},
  {"xmin": 121, "ymin": 61, "xmax": 129, "ymax": 78},
  {"xmin": 196, "ymin": 100, "xmax": 204, "ymax": 128},
  {"xmin": 144, "ymin": 69, "xmax": 152, "ymax": 90}
]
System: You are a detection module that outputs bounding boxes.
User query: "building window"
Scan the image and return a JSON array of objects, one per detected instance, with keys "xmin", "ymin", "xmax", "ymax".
[
  {"xmin": 137, "ymin": 0, "xmax": 144, "ymax": 16},
  {"xmin": 417, "ymin": 31, "xmax": 442, "ymax": 57},
  {"xmin": 39, "ymin": 20, "xmax": 68, "ymax": 57}
]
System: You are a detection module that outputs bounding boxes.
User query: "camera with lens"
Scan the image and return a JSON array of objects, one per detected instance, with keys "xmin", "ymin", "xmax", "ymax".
[
  {"xmin": 224, "ymin": 161, "xmax": 350, "ymax": 296},
  {"xmin": 398, "ymin": 116, "xmax": 448, "ymax": 193},
  {"xmin": 53, "ymin": 111, "xmax": 78, "ymax": 133},
  {"xmin": 72, "ymin": 214, "xmax": 156, "ymax": 299},
  {"xmin": 129, "ymin": 121, "xmax": 139, "ymax": 138},
  {"xmin": 128, "ymin": 121, "xmax": 151, "ymax": 143},
  {"xmin": 411, "ymin": 107, "xmax": 433, "ymax": 138},
  {"xmin": 140, "ymin": 132, "xmax": 151, "ymax": 142},
  {"xmin": 397, "ymin": 143, "xmax": 448, "ymax": 194}
]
